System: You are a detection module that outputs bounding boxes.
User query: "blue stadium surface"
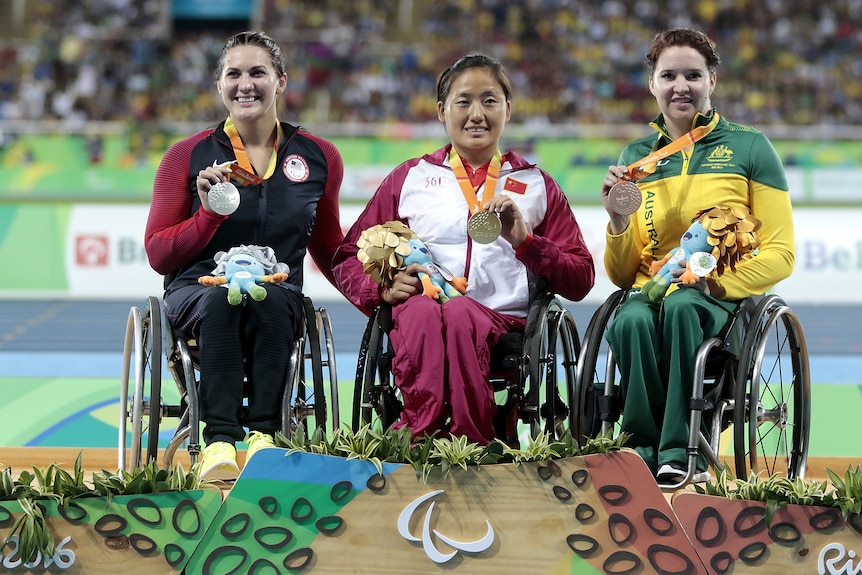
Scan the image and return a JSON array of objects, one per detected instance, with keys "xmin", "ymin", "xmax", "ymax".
[
  {"xmin": 0, "ymin": 298, "xmax": 851, "ymax": 355},
  {"xmin": 0, "ymin": 299, "xmax": 858, "ymax": 385}
]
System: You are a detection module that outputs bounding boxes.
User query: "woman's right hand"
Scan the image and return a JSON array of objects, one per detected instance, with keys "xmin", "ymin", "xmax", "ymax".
[
  {"xmin": 382, "ymin": 264, "xmax": 426, "ymax": 305},
  {"xmin": 196, "ymin": 161, "xmax": 235, "ymax": 213},
  {"xmin": 601, "ymin": 164, "xmax": 632, "ymax": 235}
]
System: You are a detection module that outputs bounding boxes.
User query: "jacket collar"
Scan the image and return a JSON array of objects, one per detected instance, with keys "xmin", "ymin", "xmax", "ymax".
[
  {"xmin": 649, "ymin": 106, "xmax": 724, "ymax": 143},
  {"xmin": 423, "ymin": 144, "xmax": 536, "ymax": 171}
]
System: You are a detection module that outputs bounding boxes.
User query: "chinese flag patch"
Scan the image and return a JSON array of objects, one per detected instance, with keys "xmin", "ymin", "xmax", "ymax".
[{"xmin": 504, "ymin": 177, "xmax": 528, "ymax": 195}]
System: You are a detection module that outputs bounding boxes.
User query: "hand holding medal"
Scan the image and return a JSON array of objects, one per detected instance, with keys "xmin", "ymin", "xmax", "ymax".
[
  {"xmin": 205, "ymin": 118, "xmax": 277, "ymax": 215},
  {"xmin": 450, "ymin": 148, "xmax": 503, "ymax": 244},
  {"xmin": 202, "ymin": 160, "xmax": 240, "ymax": 215},
  {"xmin": 607, "ymin": 114, "xmax": 721, "ymax": 216},
  {"xmin": 208, "ymin": 160, "xmax": 241, "ymax": 215}
]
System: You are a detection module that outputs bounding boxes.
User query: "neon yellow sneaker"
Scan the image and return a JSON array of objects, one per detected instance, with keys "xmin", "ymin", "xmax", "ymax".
[
  {"xmin": 197, "ymin": 441, "xmax": 239, "ymax": 481},
  {"xmin": 244, "ymin": 431, "xmax": 276, "ymax": 465}
]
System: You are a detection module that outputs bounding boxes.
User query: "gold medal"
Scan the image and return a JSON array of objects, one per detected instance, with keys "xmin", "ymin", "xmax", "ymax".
[
  {"xmin": 608, "ymin": 180, "xmax": 642, "ymax": 216},
  {"xmin": 467, "ymin": 210, "xmax": 502, "ymax": 244},
  {"xmin": 209, "ymin": 181, "xmax": 241, "ymax": 215}
]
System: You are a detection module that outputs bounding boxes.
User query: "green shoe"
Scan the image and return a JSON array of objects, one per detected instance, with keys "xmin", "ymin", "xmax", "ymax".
[
  {"xmin": 198, "ymin": 441, "xmax": 239, "ymax": 481},
  {"xmin": 244, "ymin": 431, "xmax": 276, "ymax": 464}
]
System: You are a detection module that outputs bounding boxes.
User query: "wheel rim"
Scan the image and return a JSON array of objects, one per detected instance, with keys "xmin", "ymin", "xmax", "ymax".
[
  {"xmin": 144, "ymin": 296, "xmax": 162, "ymax": 465},
  {"xmin": 735, "ymin": 298, "xmax": 810, "ymax": 479},
  {"xmin": 574, "ymin": 291, "xmax": 624, "ymax": 444}
]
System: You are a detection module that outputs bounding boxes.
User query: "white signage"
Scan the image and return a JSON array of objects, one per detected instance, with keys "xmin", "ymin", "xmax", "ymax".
[{"xmin": 55, "ymin": 205, "xmax": 862, "ymax": 304}]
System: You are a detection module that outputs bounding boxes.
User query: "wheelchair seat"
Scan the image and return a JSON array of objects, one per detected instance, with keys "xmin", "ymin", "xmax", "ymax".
[
  {"xmin": 118, "ymin": 294, "xmax": 338, "ymax": 471},
  {"xmin": 574, "ymin": 289, "xmax": 811, "ymax": 488},
  {"xmin": 352, "ymin": 281, "xmax": 581, "ymax": 446}
]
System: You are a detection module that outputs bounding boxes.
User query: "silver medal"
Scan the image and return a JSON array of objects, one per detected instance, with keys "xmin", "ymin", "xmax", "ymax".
[{"xmin": 209, "ymin": 181, "xmax": 240, "ymax": 215}]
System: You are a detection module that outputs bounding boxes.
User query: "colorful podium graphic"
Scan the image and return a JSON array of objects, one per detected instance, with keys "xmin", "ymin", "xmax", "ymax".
[
  {"xmin": 186, "ymin": 448, "xmax": 706, "ymax": 574},
  {"xmin": 0, "ymin": 490, "xmax": 222, "ymax": 574}
]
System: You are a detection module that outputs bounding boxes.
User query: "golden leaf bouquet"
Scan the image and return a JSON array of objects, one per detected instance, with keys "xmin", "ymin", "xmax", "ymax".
[
  {"xmin": 695, "ymin": 205, "xmax": 762, "ymax": 275},
  {"xmin": 356, "ymin": 221, "xmax": 417, "ymax": 285}
]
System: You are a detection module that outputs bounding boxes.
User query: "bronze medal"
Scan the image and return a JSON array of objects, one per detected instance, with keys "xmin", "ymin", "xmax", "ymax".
[
  {"xmin": 209, "ymin": 181, "xmax": 241, "ymax": 215},
  {"xmin": 608, "ymin": 180, "xmax": 642, "ymax": 215},
  {"xmin": 467, "ymin": 210, "xmax": 502, "ymax": 244}
]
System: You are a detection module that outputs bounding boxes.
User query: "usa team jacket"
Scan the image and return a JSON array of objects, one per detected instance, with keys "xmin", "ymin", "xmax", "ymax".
[
  {"xmin": 145, "ymin": 121, "xmax": 343, "ymax": 293},
  {"xmin": 605, "ymin": 109, "xmax": 795, "ymax": 301},
  {"xmin": 332, "ymin": 144, "xmax": 595, "ymax": 317}
]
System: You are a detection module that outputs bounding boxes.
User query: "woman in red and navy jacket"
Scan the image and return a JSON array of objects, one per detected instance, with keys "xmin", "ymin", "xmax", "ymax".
[{"xmin": 145, "ymin": 31, "xmax": 343, "ymax": 479}]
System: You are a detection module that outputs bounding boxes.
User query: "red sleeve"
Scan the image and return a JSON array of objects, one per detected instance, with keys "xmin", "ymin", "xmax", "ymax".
[
  {"xmin": 515, "ymin": 171, "xmax": 595, "ymax": 302},
  {"xmin": 144, "ymin": 132, "xmax": 227, "ymax": 275},
  {"xmin": 305, "ymin": 133, "xmax": 344, "ymax": 288},
  {"xmin": 332, "ymin": 160, "xmax": 415, "ymax": 316}
]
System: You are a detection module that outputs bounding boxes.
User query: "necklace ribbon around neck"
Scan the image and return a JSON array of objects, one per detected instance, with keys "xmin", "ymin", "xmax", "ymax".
[
  {"xmin": 625, "ymin": 112, "xmax": 720, "ymax": 181},
  {"xmin": 223, "ymin": 117, "xmax": 282, "ymax": 185},
  {"xmin": 449, "ymin": 147, "xmax": 503, "ymax": 215}
]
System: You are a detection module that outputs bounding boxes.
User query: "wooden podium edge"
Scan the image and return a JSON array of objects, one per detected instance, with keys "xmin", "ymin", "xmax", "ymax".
[{"xmin": 0, "ymin": 446, "xmax": 855, "ymax": 483}]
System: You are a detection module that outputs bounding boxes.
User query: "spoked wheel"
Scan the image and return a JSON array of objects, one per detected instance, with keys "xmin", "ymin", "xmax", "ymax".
[
  {"xmin": 318, "ymin": 306, "xmax": 340, "ymax": 432},
  {"xmin": 283, "ymin": 298, "xmax": 334, "ymax": 437},
  {"xmin": 352, "ymin": 306, "xmax": 400, "ymax": 433},
  {"xmin": 573, "ymin": 290, "xmax": 625, "ymax": 445},
  {"xmin": 733, "ymin": 295, "xmax": 811, "ymax": 479},
  {"xmin": 523, "ymin": 295, "xmax": 580, "ymax": 440},
  {"xmin": 119, "ymin": 296, "xmax": 162, "ymax": 471}
]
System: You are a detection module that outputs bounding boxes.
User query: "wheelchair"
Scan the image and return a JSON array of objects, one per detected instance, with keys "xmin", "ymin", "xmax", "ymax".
[
  {"xmin": 574, "ymin": 289, "xmax": 811, "ymax": 489},
  {"xmin": 118, "ymin": 293, "xmax": 338, "ymax": 472},
  {"xmin": 352, "ymin": 280, "xmax": 581, "ymax": 445}
]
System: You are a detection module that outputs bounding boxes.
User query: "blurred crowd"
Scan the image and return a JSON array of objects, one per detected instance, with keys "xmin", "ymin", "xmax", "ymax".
[{"xmin": 1, "ymin": 0, "xmax": 861, "ymax": 129}]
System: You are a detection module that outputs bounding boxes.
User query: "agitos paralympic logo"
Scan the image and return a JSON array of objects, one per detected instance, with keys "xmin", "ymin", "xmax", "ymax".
[{"xmin": 397, "ymin": 490, "xmax": 494, "ymax": 564}]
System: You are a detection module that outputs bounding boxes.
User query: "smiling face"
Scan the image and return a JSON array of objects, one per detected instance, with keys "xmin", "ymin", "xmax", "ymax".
[
  {"xmin": 217, "ymin": 44, "xmax": 286, "ymax": 125},
  {"xmin": 648, "ymin": 45, "xmax": 716, "ymax": 138},
  {"xmin": 437, "ymin": 67, "xmax": 511, "ymax": 167}
]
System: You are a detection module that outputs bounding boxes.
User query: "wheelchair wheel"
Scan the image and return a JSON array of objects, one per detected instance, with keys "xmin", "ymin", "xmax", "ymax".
[
  {"xmin": 352, "ymin": 306, "xmax": 400, "ymax": 432},
  {"xmin": 119, "ymin": 296, "xmax": 162, "ymax": 471},
  {"xmin": 282, "ymin": 298, "xmax": 338, "ymax": 437},
  {"xmin": 523, "ymin": 295, "xmax": 580, "ymax": 440},
  {"xmin": 733, "ymin": 295, "xmax": 811, "ymax": 479},
  {"xmin": 573, "ymin": 290, "xmax": 625, "ymax": 444}
]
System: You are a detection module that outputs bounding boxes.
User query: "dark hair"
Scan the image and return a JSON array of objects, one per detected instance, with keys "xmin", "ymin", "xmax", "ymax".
[
  {"xmin": 215, "ymin": 30, "xmax": 286, "ymax": 82},
  {"xmin": 645, "ymin": 28, "xmax": 720, "ymax": 76},
  {"xmin": 436, "ymin": 54, "xmax": 512, "ymax": 105}
]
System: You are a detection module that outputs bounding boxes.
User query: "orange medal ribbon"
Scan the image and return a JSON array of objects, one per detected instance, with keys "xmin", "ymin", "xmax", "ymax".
[
  {"xmin": 449, "ymin": 147, "xmax": 503, "ymax": 215},
  {"xmin": 623, "ymin": 112, "xmax": 720, "ymax": 181},
  {"xmin": 222, "ymin": 117, "xmax": 282, "ymax": 185}
]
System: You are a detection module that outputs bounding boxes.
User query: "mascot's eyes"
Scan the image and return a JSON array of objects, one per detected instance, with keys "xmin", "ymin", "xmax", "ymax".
[
  {"xmin": 683, "ymin": 232, "xmax": 693, "ymax": 240},
  {"xmin": 236, "ymin": 259, "xmax": 252, "ymax": 266}
]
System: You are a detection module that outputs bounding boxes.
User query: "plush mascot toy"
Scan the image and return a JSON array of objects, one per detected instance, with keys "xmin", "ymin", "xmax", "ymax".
[
  {"xmin": 642, "ymin": 205, "xmax": 761, "ymax": 302},
  {"xmin": 198, "ymin": 245, "xmax": 289, "ymax": 305},
  {"xmin": 356, "ymin": 221, "xmax": 468, "ymax": 303}
]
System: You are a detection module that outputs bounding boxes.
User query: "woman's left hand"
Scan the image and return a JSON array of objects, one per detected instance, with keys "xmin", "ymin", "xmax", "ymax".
[{"xmin": 486, "ymin": 195, "xmax": 528, "ymax": 248}]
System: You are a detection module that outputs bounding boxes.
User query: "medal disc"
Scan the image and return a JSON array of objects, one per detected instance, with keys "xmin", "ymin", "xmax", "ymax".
[
  {"xmin": 689, "ymin": 251, "xmax": 718, "ymax": 277},
  {"xmin": 608, "ymin": 180, "xmax": 642, "ymax": 216},
  {"xmin": 209, "ymin": 181, "xmax": 241, "ymax": 215},
  {"xmin": 467, "ymin": 210, "xmax": 502, "ymax": 244}
]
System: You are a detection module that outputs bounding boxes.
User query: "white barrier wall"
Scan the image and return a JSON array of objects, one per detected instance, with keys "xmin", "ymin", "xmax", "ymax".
[{"xmin": 42, "ymin": 204, "xmax": 858, "ymax": 305}]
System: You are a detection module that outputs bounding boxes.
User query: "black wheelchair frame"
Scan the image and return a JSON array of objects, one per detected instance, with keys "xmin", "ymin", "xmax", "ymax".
[
  {"xmin": 118, "ymin": 294, "xmax": 338, "ymax": 471},
  {"xmin": 352, "ymin": 282, "xmax": 581, "ymax": 445},
  {"xmin": 575, "ymin": 289, "xmax": 811, "ymax": 488}
]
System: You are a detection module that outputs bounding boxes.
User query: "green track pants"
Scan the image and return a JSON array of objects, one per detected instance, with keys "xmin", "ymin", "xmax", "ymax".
[{"xmin": 605, "ymin": 287, "xmax": 738, "ymax": 473}]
